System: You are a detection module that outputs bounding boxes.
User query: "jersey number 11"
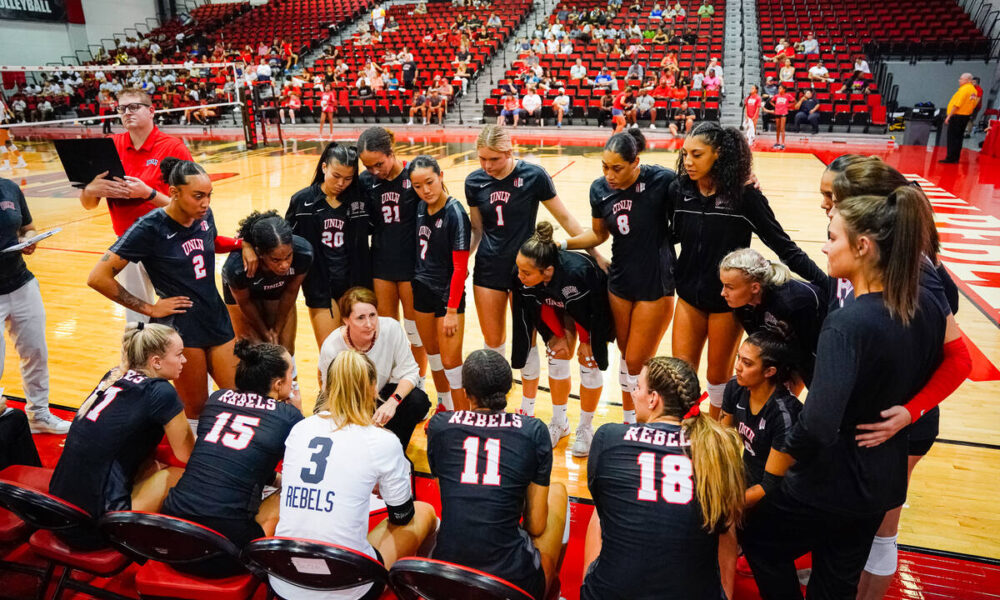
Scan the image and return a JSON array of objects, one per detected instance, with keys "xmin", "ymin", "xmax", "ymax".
[{"xmin": 460, "ymin": 436, "xmax": 502, "ymax": 486}]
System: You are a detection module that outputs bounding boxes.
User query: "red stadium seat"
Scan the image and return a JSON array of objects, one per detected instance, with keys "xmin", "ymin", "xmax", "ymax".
[
  {"xmin": 242, "ymin": 536, "xmax": 390, "ymax": 596},
  {"xmin": 389, "ymin": 557, "xmax": 543, "ymax": 600}
]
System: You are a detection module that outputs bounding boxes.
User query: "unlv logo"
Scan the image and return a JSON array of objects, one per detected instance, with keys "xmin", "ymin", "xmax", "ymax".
[
  {"xmin": 402, "ymin": 179, "xmax": 411, "ymax": 189},
  {"xmin": 513, "ymin": 177, "xmax": 523, "ymax": 188},
  {"xmin": 200, "ymin": 221, "xmax": 209, "ymax": 231},
  {"xmin": 489, "ymin": 190, "xmax": 511, "ymax": 205},
  {"xmin": 635, "ymin": 182, "xmax": 645, "ymax": 193},
  {"xmin": 382, "ymin": 191, "xmax": 401, "ymax": 204}
]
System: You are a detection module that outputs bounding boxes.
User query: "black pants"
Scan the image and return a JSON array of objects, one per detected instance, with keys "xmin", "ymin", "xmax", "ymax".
[
  {"xmin": 0, "ymin": 409, "xmax": 42, "ymax": 472},
  {"xmin": 378, "ymin": 383, "xmax": 431, "ymax": 451},
  {"xmin": 740, "ymin": 491, "xmax": 884, "ymax": 600},
  {"xmin": 945, "ymin": 114, "xmax": 971, "ymax": 161},
  {"xmin": 794, "ymin": 111, "xmax": 820, "ymax": 133}
]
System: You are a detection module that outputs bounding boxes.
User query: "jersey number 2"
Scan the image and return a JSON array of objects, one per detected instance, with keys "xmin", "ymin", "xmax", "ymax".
[
  {"xmin": 460, "ymin": 436, "xmax": 501, "ymax": 486},
  {"xmin": 636, "ymin": 452, "xmax": 693, "ymax": 503},
  {"xmin": 192, "ymin": 255, "xmax": 207, "ymax": 279},
  {"xmin": 204, "ymin": 412, "xmax": 260, "ymax": 450}
]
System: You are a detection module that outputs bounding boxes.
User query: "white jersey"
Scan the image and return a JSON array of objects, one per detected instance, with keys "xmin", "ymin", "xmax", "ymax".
[
  {"xmin": 318, "ymin": 318, "xmax": 420, "ymax": 390},
  {"xmin": 273, "ymin": 415, "xmax": 412, "ymax": 600}
]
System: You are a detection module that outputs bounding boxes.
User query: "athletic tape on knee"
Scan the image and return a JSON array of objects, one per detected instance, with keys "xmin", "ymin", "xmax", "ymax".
[
  {"xmin": 403, "ymin": 319, "xmax": 423, "ymax": 347},
  {"xmin": 864, "ymin": 535, "xmax": 898, "ymax": 577},
  {"xmin": 621, "ymin": 373, "xmax": 638, "ymax": 394},
  {"xmin": 444, "ymin": 366, "xmax": 463, "ymax": 390},
  {"xmin": 290, "ymin": 355, "xmax": 298, "ymax": 380},
  {"xmin": 619, "ymin": 357, "xmax": 630, "ymax": 387},
  {"xmin": 579, "ymin": 364, "xmax": 604, "ymax": 389},
  {"xmin": 548, "ymin": 358, "xmax": 571, "ymax": 380},
  {"xmin": 427, "ymin": 353, "xmax": 443, "ymax": 372},
  {"xmin": 485, "ymin": 343, "xmax": 506, "ymax": 358},
  {"xmin": 707, "ymin": 382, "xmax": 727, "ymax": 408},
  {"xmin": 521, "ymin": 345, "xmax": 540, "ymax": 380}
]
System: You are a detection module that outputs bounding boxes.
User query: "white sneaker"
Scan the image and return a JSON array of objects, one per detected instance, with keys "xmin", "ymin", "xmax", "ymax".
[
  {"xmin": 649, "ymin": 123, "xmax": 656, "ymax": 129},
  {"xmin": 28, "ymin": 410, "xmax": 71, "ymax": 434},
  {"xmin": 630, "ymin": 123, "xmax": 638, "ymax": 129},
  {"xmin": 0, "ymin": 161, "xmax": 10, "ymax": 172},
  {"xmin": 408, "ymin": 118, "xmax": 414, "ymax": 125},
  {"xmin": 570, "ymin": 426, "xmax": 594, "ymax": 458},
  {"xmin": 15, "ymin": 158, "xmax": 27, "ymax": 168},
  {"xmin": 548, "ymin": 419, "xmax": 570, "ymax": 448}
]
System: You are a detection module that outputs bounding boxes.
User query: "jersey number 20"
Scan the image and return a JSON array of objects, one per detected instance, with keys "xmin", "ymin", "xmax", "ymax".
[
  {"xmin": 460, "ymin": 436, "xmax": 501, "ymax": 486},
  {"xmin": 321, "ymin": 231, "xmax": 345, "ymax": 248},
  {"xmin": 636, "ymin": 452, "xmax": 692, "ymax": 503}
]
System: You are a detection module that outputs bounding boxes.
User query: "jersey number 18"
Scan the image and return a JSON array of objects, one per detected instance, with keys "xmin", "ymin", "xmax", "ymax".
[{"xmin": 636, "ymin": 452, "xmax": 693, "ymax": 503}]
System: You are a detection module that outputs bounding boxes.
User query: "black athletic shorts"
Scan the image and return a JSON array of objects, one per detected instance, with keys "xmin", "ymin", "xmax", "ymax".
[
  {"xmin": 413, "ymin": 279, "xmax": 466, "ymax": 317},
  {"xmin": 473, "ymin": 268, "xmax": 514, "ymax": 292},
  {"xmin": 907, "ymin": 406, "xmax": 940, "ymax": 457},
  {"xmin": 303, "ymin": 277, "xmax": 350, "ymax": 310}
]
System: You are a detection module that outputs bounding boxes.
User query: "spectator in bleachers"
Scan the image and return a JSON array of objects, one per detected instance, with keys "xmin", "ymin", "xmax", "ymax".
[
  {"xmin": 280, "ymin": 90, "xmax": 300, "ymax": 125},
  {"xmin": 558, "ymin": 38, "xmax": 574, "ymax": 55},
  {"xmin": 801, "ymin": 32, "xmax": 820, "ymax": 55},
  {"xmin": 11, "ymin": 98, "xmax": 26, "ymax": 123},
  {"xmin": 627, "ymin": 0, "xmax": 641, "ymax": 13},
  {"xmin": 691, "ymin": 68, "xmax": 705, "ymax": 93},
  {"xmin": 808, "ymin": 62, "xmax": 834, "ymax": 84},
  {"xmin": 778, "ymin": 57, "xmax": 795, "ymax": 85},
  {"xmin": 673, "ymin": 1, "xmax": 686, "ymax": 17},
  {"xmin": 484, "ymin": 12, "xmax": 501, "ymax": 28},
  {"xmin": 764, "ymin": 38, "xmax": 793, "ymax": 62},
  {"xmin": 597, "ymin": 89, "xmax": 613, "ymax": 126},
  {"xmin": 434, "ymin": 77, "xmax": 455, "ymax": 102},
  {"xmin": 546, "ymin": 35, "xmax": 560, "ymax": 54},
  {"xmin": 698, "ymin": 0, "xmax": 715, "ymax": 18},
  {"xmin": 553, "ymin": 88, "xmax": 571, "ymax": 128},
  {"xmin": 569, "ymin": 58, "xmax": 589, "ymax": 84},
  {"xmin": 669, "ymin": 99, "xmax": 697, "ymax": 134},
  {"xmin": 766, "ymin": 83, "xmax": 795, "ymax": 148},
  {"xmin": 680, "ymin": 24, "xmax": 700, "ymax": 44},
  {"xmin": 596, "ymin": 38, "xmax": 612, "ymax": 53},
  {"xmin": 498, "ymin": 92, "xmax": 521, "ymax": 127},
  {"xmin": 34, "ymin": 99, "xmax": 53, "ymax": 122},
  {"xmin": 626, "ymin": 19, "xmax": 642, "ymax": 38},
  {"xmin": 625, "ymin": 41, "xmax": 646, "ymax": 57},
  {"xmin": 401, "ymin": 59, "xmax": 418, "ymax": 91},
  {"xmin": 704, "ymin": 68, "xmax": 723, "ymax": 93},
  {"xmin": 409, "ymin": 90, "xmax": 430, "ymax": 125},
  {"xmin": 255, "ymin": 58, "xmax": 272, "ymax": 83},
  {"xmin": 853, "ymin": 55, "xmax": 871, "ymax": 74},
  {"xmin": 744, "ymin": 84, "xmax": 762, "ymax": 144},
  {"xmin": 676, "ymin": 69, "xmax": 691, "ymax": 90},
  {"xmin": 793, "ymin": 89, "xmax": 821, "ymax": 134},
  {"xmin": 660, "ymin": 50, "xmax": 679, "ymax": 70},
  {"xmin": 531, "ymin": 37, "xmax": 546, "ymax": 54},
  {"xmin": 650, "ymin": 2, "xmax": 664, "ymax": 19},
  {"xmin": 318, "ymin": 83, "xmax": 336, "ymax": 136},
  {"xmin": 653, "ymin": 77, "xmax": 673, "ymax": 98},
  {"xmin": 651, "ymin": 25, "xmax": 671, "ymax": 44},
  {"xmin": 413, "ymin": 0, "xmax": 427, "ymax": 14},
  {"xmin": 522, "ymin": 86, "xmax": 543, "ymax": 125},
  {"xmin": 636, "ymin": 88, "xmax": 657, "ymax": 128},
  {"xmin": 626, "ymin": 60, "xmax": 645, "ymax": 81},
  {"xmin": 837, "ymin": 71, "xmax": 870, "ymax": 94}
]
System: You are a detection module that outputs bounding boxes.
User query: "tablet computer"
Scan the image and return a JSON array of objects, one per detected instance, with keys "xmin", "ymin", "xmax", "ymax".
[{"xmin": 53, "ymin": 138, "xmax": 126, "ymax": 189}]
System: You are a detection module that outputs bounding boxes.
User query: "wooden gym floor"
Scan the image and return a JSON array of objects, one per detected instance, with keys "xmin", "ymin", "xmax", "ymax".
[{"xmin": 3, "ymin": 128, "xmax": 999, "ymax": 565}]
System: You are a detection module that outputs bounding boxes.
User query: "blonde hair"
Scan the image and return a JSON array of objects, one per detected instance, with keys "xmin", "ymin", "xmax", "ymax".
[
  {"xmin": 644, "ymin": 357, "xmax": 745, "ymax": 530},
  {"xmin": 78, "ymin": 322, "xmax": 177, "ymax": 419},
  {"xmin": 476, "ymin": 124, "xmax": 513, "ymax": 153},
  {"xmin": 315, "ymin": 350, "xmax": 377, "ymax": 428},
  {"xmin": 719, "ymin": 248, "xmax": 791, "ymax": 288}
]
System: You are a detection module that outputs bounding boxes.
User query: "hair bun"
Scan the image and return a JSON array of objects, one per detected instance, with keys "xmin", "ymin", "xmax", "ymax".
[
  {"xmin": 534, "ymin": 221, "xmax": 554, "ymax": 244},
  {"xmin": 233, "ymin": 338, "xmax": 258, "ymax": 362}
]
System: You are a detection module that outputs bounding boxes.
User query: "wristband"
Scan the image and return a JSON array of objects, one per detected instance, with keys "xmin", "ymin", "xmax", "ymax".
[
  {"xmin": 390, "ymin": 393, "xmax": 403, "ymax": 404},
  {"xmin": 559, "ymin": 239, "xmax": 568, "ymax": 250},
  {"xmin": 145, "ymin": 188, "xmax": 158, "ymax": 201}
]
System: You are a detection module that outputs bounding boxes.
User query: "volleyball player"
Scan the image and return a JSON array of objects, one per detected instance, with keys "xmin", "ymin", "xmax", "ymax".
[
  {"xmin": 88, "ymin": 158, "xmax": 240, "ymax": 420},
  {"xmin": 286, "ymin": 142, "xmax": 372, "ymax": 348},
  {"xmin": 465, "ymin": 124, "xmax": 594, "ymax": 415},
  {"xmin": 427, "ymin": 350, "xmax": 568, "ymax": 600},
  {"xmin": 161, "ymin": 340, "xmax": 302, "ymax": 576},
  {"xmin": 223, "ymin": 210, "xmax": 311, "ymax": 376},
  {"xmin": 564, "ymin": 129, "xmax": 675, "ymax": 424},
  {"xmin": 581, "ymin": 356, "xmax": 745, "ymax": 600},
  {"xmin": 719, "ymin": 247, "xmax": 825, "ymax": 387},
  {"xmin": 511, "ymin": 222, "xmax": 614, "ymax": 455},
  {"xmin": 411, "ymin": 155, "xmax": 471, "ymax": 412},
  {"xmin": 49, "ymin": 323, "xmax": 195, "ymax": 549},
  {"xmin": 668, "ymin": 122, "xmax": 823, "ymax": 418},
  {"xmin": 741, "ymin": 187, "xmax": 949, "ymax": 599},
  {"xmin": 356, "ymin": 127, "xmax": 427, "ymax": 376},
  {"xmin": 274, "ymin": 351, "xmax": 437, "ymax": 600}
]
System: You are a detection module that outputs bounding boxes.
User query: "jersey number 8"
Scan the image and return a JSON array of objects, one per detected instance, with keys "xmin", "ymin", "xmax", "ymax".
[
  {"xmin": 616, "ymin": 214, "xmax": 630, "ymax": 234},
  {"xmin": 636, "ymin": 452, "xmax": 693, "ymax": 504}
]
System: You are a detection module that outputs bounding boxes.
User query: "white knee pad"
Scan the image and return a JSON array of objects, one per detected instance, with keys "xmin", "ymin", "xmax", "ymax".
[
  {"xmin": 621, "ymin": 373, "xmax": 638, "ymax": 394},
  {"xmin": 485, "ymin": 343, "xmax": 506, "ymax": 358},
  {"xmin": 706, "ymin": 382, "xmax": 727, "ymax": 408},
  {"xmin": 427, "ymin": 353, "xmax": 443, "ymax": 372},
  {"xmin": 403, "ymin": 319, "xmax": 422, "ymax": 347},
  {"xmin": 444, "ymin": 365, "xmax": 463, "ymax": 390},
  {"xmin": 548, "ymin": 358, "xmax": 571, "ymax": 380},
  {"xmin": 579, "ymin": 364, "xmax": 603, "ymax": 389},
  {"xmin": 618, "ymin": 357, "xmax": 630, "ymax": 387},
  {"xmin": 521, "ymin": 346, "xmax": 540, "ymax": 380},
  {"xmin": 864, "ymin": 535, "xmax": 898, "ymax": 577}
]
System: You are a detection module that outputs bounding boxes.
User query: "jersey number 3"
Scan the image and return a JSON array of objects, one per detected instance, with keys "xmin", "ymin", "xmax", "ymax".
[
  {"xmin": 636, "ymin": 452, "xmax": 693, "ymax": 503},
  {"xmin": 460, "ymin": 436, "xmax": 502, "ymax": 486}
]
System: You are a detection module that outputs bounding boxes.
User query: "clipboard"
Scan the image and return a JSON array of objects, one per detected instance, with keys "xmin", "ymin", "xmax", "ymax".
[
  {"xmin": 2, "ymin": 228, "xmax": 60, "ymax": 253},
  {"xmin": 53, "ymin": 138, "xmax": 126, "ymax": 189}
]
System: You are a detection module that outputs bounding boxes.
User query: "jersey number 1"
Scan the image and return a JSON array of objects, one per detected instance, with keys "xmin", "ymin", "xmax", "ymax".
[
  {"xmin": 636, "ymin": 452, "xmax": 693, "ymax": 503},
  {"xmin": 84, "ymin": 386, "xmax": 123, "ymax": 422},
  {"xmin": 494, "ymin": 205, "xmax": 505, "ymax": 226},
  {"xmin": 460, "ymin": 436, "xmax": 502, "ymax": 486}
]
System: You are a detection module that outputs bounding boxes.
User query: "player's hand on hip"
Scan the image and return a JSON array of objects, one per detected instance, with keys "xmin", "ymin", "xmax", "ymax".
[
  {"xmin": 150, "ymin": 296, "xmax": 193, "ymax": 318},
  {"xmin": 855, "ymin": 405, "xmax": 912, "ymax": 448}
]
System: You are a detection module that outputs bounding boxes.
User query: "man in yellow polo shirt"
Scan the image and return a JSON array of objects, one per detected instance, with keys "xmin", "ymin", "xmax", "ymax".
[{"xmin": 941, "ymin": 72, "xmax": 980, "ymax": 164}]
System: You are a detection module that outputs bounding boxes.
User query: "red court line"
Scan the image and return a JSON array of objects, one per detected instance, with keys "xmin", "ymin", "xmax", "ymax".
[
  {"xmin": 36, "ymin": 246, "xmax": 105, "ymax": 255},
  {"xmin": 550, "ymin": 160, "xmax": 576, "ymax": 179}
]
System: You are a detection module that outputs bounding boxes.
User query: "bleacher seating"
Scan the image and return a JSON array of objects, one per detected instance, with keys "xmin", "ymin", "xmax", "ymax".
[{"xmin": 215, "ymin": 0, "xmax": 374, "ymax": 56}]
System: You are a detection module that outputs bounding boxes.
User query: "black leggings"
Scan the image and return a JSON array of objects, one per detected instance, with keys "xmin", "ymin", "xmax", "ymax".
[
  {"xmin": 740, "ymin": 491, "xmax": 884, "ymax": 600},
  {"xmin": 378, "ymin": 383, "xmax": 431, "ymax": 451},
  {"xmin": 0, "ymin": 409, "xmax": 41, "ymax": 472}
]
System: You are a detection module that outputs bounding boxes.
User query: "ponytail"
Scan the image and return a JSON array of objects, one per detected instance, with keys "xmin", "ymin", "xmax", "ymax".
[
  {"xmin": 519, "ymin": 221, "xmax": 559, "ymax": 270},
  {"xmin": 643, "ymin": 357, "xmax": 745, "ymax": 530},
  {"xmin": 719, "ymin": 247, "xmax": 791, "ymax": 288},
  {"xmin": 837, "ymin": 186, "xmax": 931, "ymax": 324},
  {"xmin": 160, "ymin": 157, "xmax": 207, "ymax": 187},
  {"xmin": 233, "ymin": 338, "xmax": 290, "ymax": 397},
  {"xmin": 312, "ymin": 142, "xmax": 359, "ymax": 187},
  {"xmin": 604, "ymin": 128, "xmax": 646, "ymax": 162}
]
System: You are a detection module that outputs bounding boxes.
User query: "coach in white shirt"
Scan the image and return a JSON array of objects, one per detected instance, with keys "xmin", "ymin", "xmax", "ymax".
[{"xmin": 318, "ymin": 287, "xmax": 431, "ymax": 450}]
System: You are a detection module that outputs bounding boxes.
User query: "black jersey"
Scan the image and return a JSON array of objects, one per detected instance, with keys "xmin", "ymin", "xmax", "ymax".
[
  {"xmin": 733, "ymin": 279, "xmax": 825, "ymax": 385},
  {"xmin": 668, "ymin": 178, "xmax": 826, "ymax": 313},
  {"xmin": 784, "ymin": 287, "xmax": 947, "ymax": 517},
  {"xmin": 360, "ymin": 168, "xmax": 418, "ymax": 281},
  {"xmin": 162, "ymin": 389, "xmax": 303, "ymax": 522},
  {"xmin": 465, "ymin": 161, "xmax": 556, "ymax": 289},
  {"xmin": 582, "ymin": 422, "xmax": 723, "ymax": 600},
  {"xmin": 589, "ymin": 164, "xmax": 676, "ymax": 302},
  {"xmin": 222, "ymin": 235, "xmax": 313, "ymax": 304},
  {"xmin": 721, "ymin": 378, "xmax": 802, "ymax": 486},
  {"xmin": 111, "ymin": 208, "xmax": 233, "ymax": 348},
  {"xmin": 0, "ymin": 178, "xmax": 34, "ymax": 295},
  {"xmin": 511, "ymin": 251, "xmax": 615, "ymax": 371},
  {"xmin": 286, "ymin": 184, "xmax": 372, "ymax": 307},
  {"xmin": 50, "ymin": 370, "xmax": 184, "ymax": 518},
  {"xmin": 427, "ymin": 410, "xmax": 551, "ymax": 597},
  {"xmin": 414, "ymin": 197, "xmax": 471, "ymax": 304}
]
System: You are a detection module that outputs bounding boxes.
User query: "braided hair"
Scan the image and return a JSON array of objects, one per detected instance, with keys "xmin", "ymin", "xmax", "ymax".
[{"xmin": 237, "ymin": 210, "xmax": 293, "ymax": 255}]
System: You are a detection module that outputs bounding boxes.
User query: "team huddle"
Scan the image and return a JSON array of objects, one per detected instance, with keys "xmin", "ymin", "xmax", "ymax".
[{"xmin": 45, "ymin": 116, "xmax": 971, "ymax": 600}]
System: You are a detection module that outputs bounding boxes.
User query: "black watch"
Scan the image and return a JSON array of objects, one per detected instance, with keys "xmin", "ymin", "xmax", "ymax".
[{"xmin": 145, "ymin": 188, "xmax": 158, "ymax": 202}]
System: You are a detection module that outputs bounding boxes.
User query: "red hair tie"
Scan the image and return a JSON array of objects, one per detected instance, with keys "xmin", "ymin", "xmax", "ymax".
[{"xmin": 683, "ymin": 403, "xmax": 701, "ymax": 419}]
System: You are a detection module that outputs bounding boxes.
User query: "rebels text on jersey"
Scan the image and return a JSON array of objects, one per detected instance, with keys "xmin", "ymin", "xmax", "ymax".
[
  {"xmin": 360, "ymin": 169, "xmax": 418, "ymax": 281},
  {"xmin": 721, "ymin": 378, "xmax": 802, "ymax": 486},
  {"xmin": 427, "ymin": 410, "xmax": 552, "ymax": 594},
  {"xmin": 414, "ymin": 197, "xmax": 471, "ymax": 304},
  {"xmin": 162, "ymin": 389, "xmax": 303, "ymax": 521},
  {"xmin": 589, "ymin": 164, "xmax": 676, "ymax": 301},
  {"xmin": 582, "ymin": 422, "xmax": 723, "ymax": 600},
  {"xmin": 110, "ymin": 208, "xmax": 233, "ymax": 348},
  {"xmin": 465, "ymin": 161, "xmax": 557, "ymax": 288}
]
